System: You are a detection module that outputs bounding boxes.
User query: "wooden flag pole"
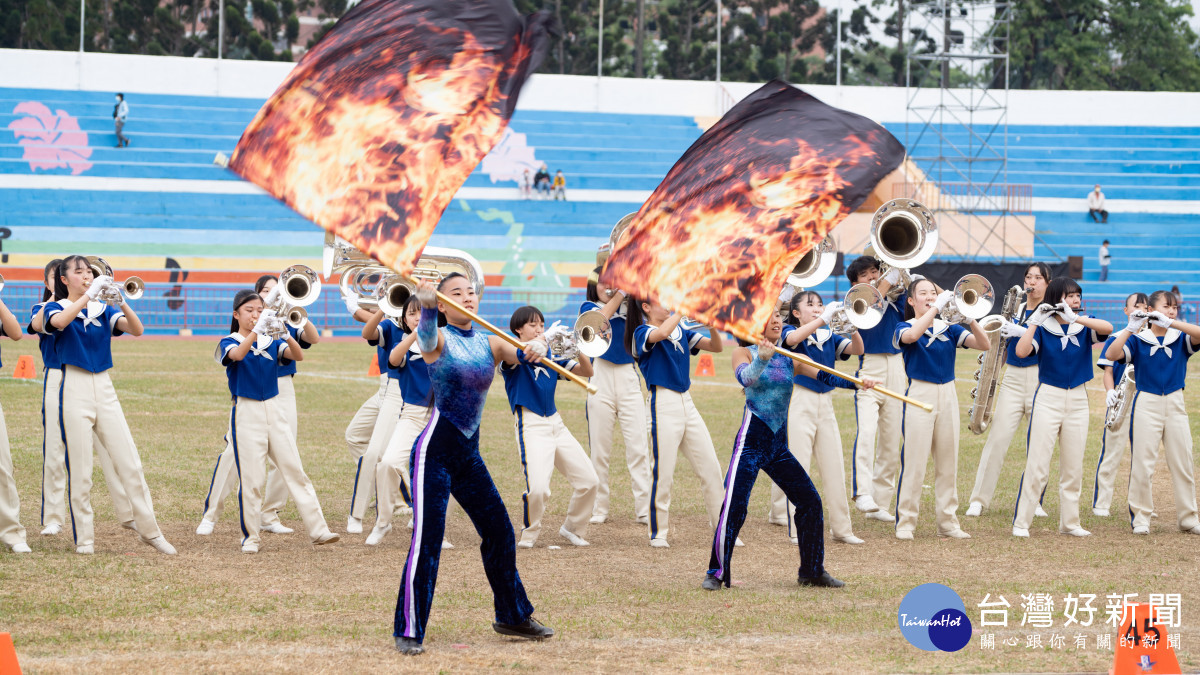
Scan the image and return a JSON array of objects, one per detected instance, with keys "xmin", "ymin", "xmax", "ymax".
[
  {"xmin": 410, "ymin": 275, "xmax": 598, "ymax": 395},
  {"xmin": 729, "ymin": 329, "xmax": 933, "ymax": 412}
]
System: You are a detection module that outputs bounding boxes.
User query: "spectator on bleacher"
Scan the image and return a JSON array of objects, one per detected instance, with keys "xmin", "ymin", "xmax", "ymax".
[
  {"xmin": 534, "ymin": 164, "xmax": 551, "ymax": 198},
  {"xmin": 113, "ymin": 93, "xmax": 129, "ymax": 148},
  {"xmin": 521, "ymin": 169, "xmax": 532, "ymax": 200},
  {"xmin": 553, "ymin": 170, "xmax": 567, "ymax": 201},
  {"xmin": 1087, "ymin": 184, "xmax": 1107, "ymax": 223},
  {"xmin": 1099, "ymin": 240, "xmax": 1111, "ymax": 282}
]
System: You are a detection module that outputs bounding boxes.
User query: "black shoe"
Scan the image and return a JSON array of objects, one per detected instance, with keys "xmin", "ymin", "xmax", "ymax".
[
  {"xmin": 493, "ymin": 617, "xmax": 554, "ymax": 640},
  {"xmin": 702, "ymin": 574, "xmax": 723, "ymax": 591},
  {"xmin": 798, "ymin": 571, "xmax": 845, "ymax": 588},
  {"xmin": 395, "ymin": 636, "xmax": 424, "ymax": 655}
]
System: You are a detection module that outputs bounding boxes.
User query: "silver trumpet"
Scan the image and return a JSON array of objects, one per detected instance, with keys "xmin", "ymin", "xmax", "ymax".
[
  {"xmin": 828, "ymin": 283, "xmax": 886, "ymax": 335},
  {"xmin": 261, "ymin": 264, "xmax": 322, "ymax": 339},
  {"xmin": 546, "ymin": 310, "xmax": 614, "ymax": 360},
  {"xmin": 940, "ymin": 274, "xmax": 995, "ymax": 325},
  {"xmin": 86, "ymin": 256, "xmax": 145, "ymax": 306}
]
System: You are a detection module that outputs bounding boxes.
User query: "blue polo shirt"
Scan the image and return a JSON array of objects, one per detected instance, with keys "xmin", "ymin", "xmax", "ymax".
[
  {"xmin": 276, "ymin": 324, "xmax": 312, "ymax": 378},
  {"xmin": 1028, "ymin": 319, "xmax": 1105, "ymax": 390},
  {"xmin": 31, "ymin": 302, "xmax": 61, "ymax": 369},
  {"xmin": 43, "ymin": 300, "xmax": 124, "ymax": 373},
  {"xmin": 500, "ymin": 353, "xmax": 578, "ymax": 417},
  {"xmin": 634, "ymin": 323, "xmax": 703, "ymax": 393},
  {"xmin": 366, "ymin": 319, "xmax": 406, "ymax": 377},
  {"xmin": 1005, "ymin": 307, "xmax": 1039, "ymax": 368},
  {"xmin": 1096, "ymin": 335, "xmax": 1127, "ymax": 385},
  {"xmin": 1117, "ymin": 329, "xmax": 1196, "ymax": 396},
  {"xmin": 782, "ymin": 325, "xmax": 851, "ymax": 394},
  {"xmin": 217, "ymin": 332, "xmax": 292, "ymax": 401},
  {"xmin": 859, "ymin": 293, "xmax": 905, "ymax": 356},
  {"xmin": 580, "ymin": 300, "xmax": 634, "ymax": 365},
  {"xmin": 394, "ymin": 340, "xmax": 432, "ymax": 406},
  {"xmin": 893, "ymin": 320, "xmax": 969, "ymax": 384}
]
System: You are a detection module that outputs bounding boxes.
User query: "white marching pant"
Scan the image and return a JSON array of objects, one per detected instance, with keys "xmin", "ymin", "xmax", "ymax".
[
  {"xmin": 770, "ymin": 385, "xmax": 855, "ymax": 539},
  {"xmin": 259, "ymin": 375, "xmax": 298, "ymax": 526},
  {"xmin": 968, "ymin": 364, "xmax": 1038, "ymax": 509},
  {"xmin": 646, "ymin": 387, "xmax": 725, "ymax": 541},
  {"xmin": 374, "ymin": 402, "xmax": 431, "ymax": 531},
  {"xmin": 350, "ymin": 378, "xmax": 404, "ymax": 520},
  {"xmin": 895, "ymin": 380, "xmax": 962, "ymax": 535},
  {"xmin": 514, "ymin": 408, "xmax": 599, "ymax": 544},
  {"xmin": 1127, "ymin": 390, "xmax": 1198, "ymax": 531},
  {"xmin": 0, "ymin": 402, "xmax": 27, "ymax": 548},
  {"xmin": 586, "ymin": 359, "xmax": 652, "ymax": 521},
  {"xmin": 851, "ymin": 352, "xmax": 906, "ymax": 508},
  {"xmin": 1012, "ymin": 384, "xmax": 1088, "ymax": 532}
]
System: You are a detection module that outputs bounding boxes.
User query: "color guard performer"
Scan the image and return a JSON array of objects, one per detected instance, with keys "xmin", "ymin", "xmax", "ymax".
[{"xmin": 1011, "ymin": 278, "xmax": 1112, "ymax": 538}]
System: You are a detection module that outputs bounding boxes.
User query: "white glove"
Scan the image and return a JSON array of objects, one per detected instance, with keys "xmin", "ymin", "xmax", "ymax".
[
  {"xmin": 343, "ymin": 296, "xmax": 360, "ymax": 315},
  {"xmin": 1105, "ymin": 389, "xmax": 1119, "ymax": 409},
  {"xmin": 882, "ymin": 267, "xmax": 902, "ymax": 286},
  {"xmin": 933, "ymin": 290, "xmax": 955, "ymax": 311},
  {"xmin": 1056, "ymin": 303, "xmax": 1077, "ymax": 323},
  {"xmin": 261, "ymin": 284, "xmax": 282, "ymax": 308},
  {"xmin": 253, "ymin": 309, "xmax": 277, "ymax": 336},
  {"xmin": 522, "ymin": 338, "xmax": 548, "ymax": 362},
  {"xmin": 819, "ymin": 301, "xmax": 842, "ymax": 326},
  {"xmin": 1125, "ymin": 312, "xmax": 1148, "ymax": 334},
  {"xmin": 543, "ymin": 323, "xmax": 571, "ymax": 343},
  {"xmin": 1148, "ymin": 311, "xmax": 1173, "ymax": 329},
  {"xmin": 86, "ymin": 275, "xmax": 113, "ymax": 300},
  {"xmin": 1027, "ymin": 303, "xmax": 1056, "ymax": 326},
  {"xmin": 999, "ymin": 322, "xmax": 1028, "ymax": 339}
]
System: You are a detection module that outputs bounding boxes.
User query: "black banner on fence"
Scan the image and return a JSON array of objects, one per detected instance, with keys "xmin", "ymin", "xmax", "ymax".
[{"xmin": 909, "ymin": 261, "xmax": 1072, "ymax": 295}]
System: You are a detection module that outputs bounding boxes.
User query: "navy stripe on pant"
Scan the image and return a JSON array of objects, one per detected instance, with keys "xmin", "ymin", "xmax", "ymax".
[
  {"xmin": 707, "ymin": 411, "xmax": 825, "ymax": 585},
  {"xmin": 394, "ymin": 410, "xmax": 534, "ymax": 643}
]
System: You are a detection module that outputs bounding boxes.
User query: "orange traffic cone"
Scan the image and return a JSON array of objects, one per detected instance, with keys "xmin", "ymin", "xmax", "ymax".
[
  {"xmin": 11, "ymin": 355, "xmax": 34, "ymax": 380},
  {"xmin": 0, "ymin": 632, "xmax": 21, "ymax": 674},
  {"xmin": 1109, "ymin": 603, "xmax": 1181, "ymax": 674},
  {"xmin": 693, "ymin": 353, "xmax": 715, "ymax": 377},
  {"xmin": 367, "ymin": 357, "xmax": 381, "ymax": 377}
]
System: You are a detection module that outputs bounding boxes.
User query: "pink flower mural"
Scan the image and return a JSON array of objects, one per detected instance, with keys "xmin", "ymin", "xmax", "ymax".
[{"xmin": 8, "ymin": 102, "xmax": 94, "ymax": 175}]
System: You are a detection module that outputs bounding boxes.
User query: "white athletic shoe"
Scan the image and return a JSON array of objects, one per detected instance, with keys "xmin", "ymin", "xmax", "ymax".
[
  {"xmin": 76, "ymin": 544, "xmax": 94, "ymax": 554},
  {"xmin": 767, "ymin": 517, "xmax": 789, "ymax": 527},
  {"xmin": 1152, "ymin": 511, "xmax": 1159, "ymax": 518},
  {"xmin": 833, "ymin": 534, "xmax": 865, "ymax": 545},
  {"xmin": 314, "ymin": 532, "xmax": 340, "ymax": 546},
  {"xmin": 394, "ymin": 505, "xmax": 413, "ymax": 517},
  {"xmin": 1184, "ymin": 525, "xmax": 1200, "ymax": 535},
  {"xmin": 365, "ymin": 524, "xmax": 392, "ymax": 546},
  {"xmin": 865, "ymin": 510, "xmax": 894, "ymax": 523},
  {"xmin": 241, "ymin": 541, "xmax": 259, "ymax": 554},
  {"xmin": 142, "ymin": 535, "xmax": 177, "ymax": 555},
  {"xmin": 406, "ymin": 518, "xmax": 414, "ymax": 529},
  {"xmin": 559, "ymin": 526, "xmax": 590, "ymax": 547},
  {"xmin": 1034, "ymin": 505, "xmax": 1048, "ymax": 518},
  {"xmin": 1092, "ymin": 508, "xmax": 1111, "ymax": 517},
  {"xmin": 441, "ymin": 539, "xmax": 454, "ymax": 550},
  {"xmin": 261, "ymin": 522, "xmax": 294, "ymax": 535},
  {"xmin": 1012, "ymin": 527, "xmax": 1030, "ymax": 538},
  {"xmin": 1133, "ymin": 525, "xmax": 1150, "ymax": 535},
  {"xmin": 895, "ymin": 530, "xmax": 914, "ymax": 541},
  {"xmin": 649, "ymin": 538, "xmax": 670, "ymax": 548},
  {"xmin": 195, "ymin": 520, "xmax": 215, "ymax": 536},
  {"xmin": 11, "ymin": 542, "xmax": 31, "ymax": 553},
  {"xmin": 40, "ymin": 523, "xmax": 62, "ymax": 536},
  {"xmin": 1062, "ymin": 527, "xmax": 1091, "ymax": 537},
  {"xmin": 517, "ymin": 540, "xmax": 534, "ymax": 549},
  {"xmin": 964, "ymin": 503, "xmax": 983, "ymax": 517},
  {"xmin": 939, "ymin": 529, "xmax": 971, "ymax": 539},
  {"xmin": 121, "ymin": 520, "xmax": 138, "ymax": 532},
  {"xmin": 589, "ymin": 514, "xmax": 607, "ymax": 524},
  {"xmin": 734, "ymin": 537, "xmax": 745, "ymax": 547},
  {"xmin": 346, "ymin": 516, "xmax": 363, "ymax": 534},
  {"xmin": 854, "ymin": 495, "xmax": 880, "ymax": 513}
]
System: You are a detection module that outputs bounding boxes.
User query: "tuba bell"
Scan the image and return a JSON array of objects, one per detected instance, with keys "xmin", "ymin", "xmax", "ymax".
[
  {"xmin": 787, "ymin": 236, "xmax": 838, "ymax": 289},
  {"xmin": 869, "ymin": 199, "xmax": 938, "ymax": 271},
  {"xmin": 596, "ymin": 212, "xmax": 637, "ymax": 272},
  {"xmin": 940, "ymin": 274, "xmax": 995, "ymax": 325}
]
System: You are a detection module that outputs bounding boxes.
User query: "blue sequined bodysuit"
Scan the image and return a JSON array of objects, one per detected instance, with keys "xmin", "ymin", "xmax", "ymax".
[
  {"xmin": 420, "ymin": 309, "xmax": 495, "ymax": 437},
  {"xmin": 736, "ymin": 346, "xmax": 795, "ymax": 433}
]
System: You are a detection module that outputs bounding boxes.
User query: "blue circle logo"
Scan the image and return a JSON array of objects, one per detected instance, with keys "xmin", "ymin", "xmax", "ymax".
[{"xmin": 898, "ymin": 583, "xmax": 973, "ymax": 652}]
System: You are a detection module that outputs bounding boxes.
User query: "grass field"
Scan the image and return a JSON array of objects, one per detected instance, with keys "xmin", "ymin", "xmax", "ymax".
[{"xmin": 2, "ymin": 336, "xmax": 1199, "ymax": 673}]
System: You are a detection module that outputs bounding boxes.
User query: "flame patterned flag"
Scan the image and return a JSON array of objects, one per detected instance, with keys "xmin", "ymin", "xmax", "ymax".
[
  {"xmin": 600, "ymin": 80, "xmax": 905, "ymax": 338},
  {"xmin": 229, "ymin": 0, "xmax": 553, "ymax": 275}
]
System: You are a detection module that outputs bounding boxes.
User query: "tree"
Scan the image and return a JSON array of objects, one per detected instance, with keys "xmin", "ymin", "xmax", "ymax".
[
  {"xmin": 1007, "ymin": 0, "xmax": 1111, "ymax": 89},
  {"xmin": 1107, "ymin": 0, "xmax": 1200, "ymax": 91}
]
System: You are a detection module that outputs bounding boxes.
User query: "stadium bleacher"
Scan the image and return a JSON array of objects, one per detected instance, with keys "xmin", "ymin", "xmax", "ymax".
[{"xmin": 3, "ymin": 86, "xmax": 1198, "ymax": 333}]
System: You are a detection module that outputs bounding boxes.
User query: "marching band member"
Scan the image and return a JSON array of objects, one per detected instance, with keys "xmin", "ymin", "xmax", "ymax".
[
  {"xmin": 1011, "ymin": 278, "xmax": 1112, "ymax": 538},
  {"xmin": 0, "ymin": 286, "xmax": 28, "ymax": 554},
  {"xmin": 196, "ymin": 275, "xmax": 318, "ymax": 536},
  {"xmin": 367, "ymin": 296, "xmax": 447, "ymax": 548},
  {"xmin": 845, "ymin": 256, "xmax": 907, "ymax": 523},
  {"xmin": 771, "ymin": 290, "xmax": 865, "ymax": 545},
  {"xmin": 965, "ymin": 262, "xmax": 1053, "ymax": 517},
  {"xmin": 394, "ymin": 275, "xmax": 552, "ymax": 655},
  {"xmin": 343, "ymin": 297, "xmax": 389, "ymax": 519},
  {"xmin": 217, "ymin": 289, "xmax": 338, "ymax": 553},
  {"xmin": 893, "ymin": 278, "xmax": 989, "ymax": 540},
  {"xmin": 581, "ymin": 269, "xmax": 651, "ymax": 525},
  {"xmin": 43, "ymin": 255, "xmax": 175, "ymax": 555},
  {"xmin": 502, "ymin": 306, "xmax": 599, "ymax": 548},
  {"xmin": 703, "ymin": 311, "xmax": 866, "ymax": 590},
  {"xmin": 347, "ymin": 304, "xmax": 408, "ymax": 535},
  {"xmin": 625, "ymin": 297, "xmax": 727, "ymax": 548},
  {"xmin": 1104, "ymin": 290, "xmax": 1200, "ymax": 535},
  {"xmin": 31, "ymin": 259, "xmax": 138, "ymax": 538},
  {"xmin": 1091, "ymin": 292, "xmax": 1147, "ymax": 517}
]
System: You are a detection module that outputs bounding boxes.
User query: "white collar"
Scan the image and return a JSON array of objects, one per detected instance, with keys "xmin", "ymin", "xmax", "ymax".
[
  {"xmin": 1136, "ymin": 327, "xmax": 1180, "ymax": 347},
  {"xmin": 1039, "ymin": 319, "xmax": 1085, "ymax": 338},
  {"xmin": 805, "ymin": 327, "xmax": 832, "ymax": 347}
]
